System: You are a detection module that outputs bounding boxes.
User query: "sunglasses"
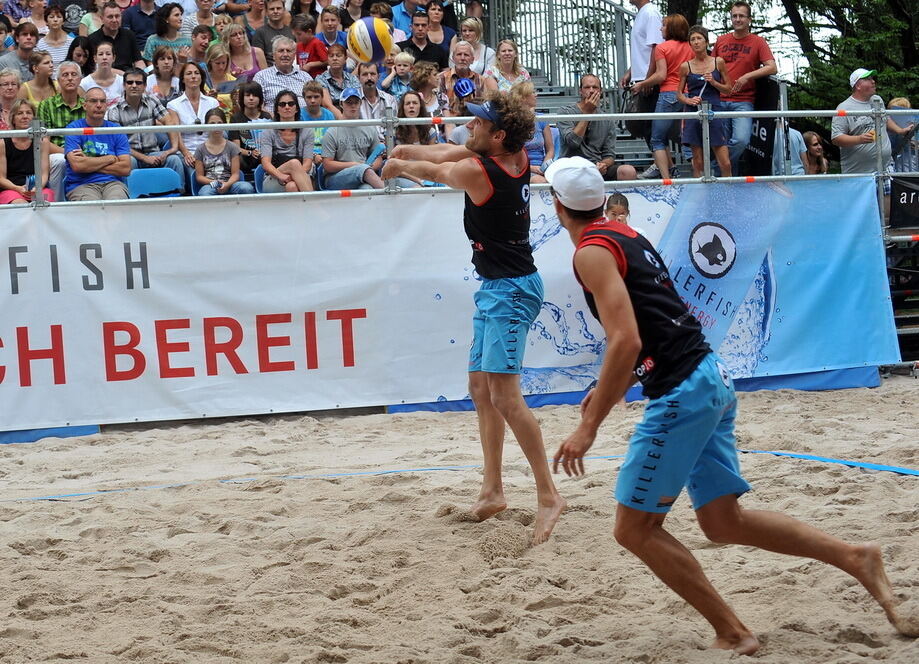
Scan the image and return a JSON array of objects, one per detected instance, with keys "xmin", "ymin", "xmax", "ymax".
[
  {"xmin": 277, "ymin": 100, "xmax": 297, "ymax": 107},
  {"xmin": 125, "ymin": 80, "xmax": 145, "ymax": 86}
]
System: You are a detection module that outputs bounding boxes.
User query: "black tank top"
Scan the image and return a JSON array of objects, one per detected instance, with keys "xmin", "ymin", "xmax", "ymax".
[
  {"xmin": 575, "ymin": 219, "xmax": 711, "ymax": 399},
  {"xmin": 3, "ymin": 137, "xmax": 34, "ymax": 186},
  {"xmin": 462, "ymin": 154, "xmax": 537, "ymax": 279}
]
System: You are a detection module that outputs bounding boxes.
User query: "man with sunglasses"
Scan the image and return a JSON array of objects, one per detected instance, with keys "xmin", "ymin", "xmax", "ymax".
[
  {"xmin": 64, "ymin": 86, "xmax": 131, "ymax": 201},
  {"xmin": 106, "ymin": 68, "xmax": 185, "ymax": 192}
]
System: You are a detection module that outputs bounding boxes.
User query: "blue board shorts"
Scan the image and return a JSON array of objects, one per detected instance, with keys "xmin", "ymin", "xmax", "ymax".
[
  {"xmin": 469, "ymin": 272, "xmax": 543, "ymax": 374},
  {"xmin": 615, "ymin": 353, "xmax": 751, "ymax": 513}
]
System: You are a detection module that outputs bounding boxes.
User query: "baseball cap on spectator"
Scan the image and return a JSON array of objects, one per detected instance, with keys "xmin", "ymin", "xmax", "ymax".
[
  {"xmin": 453, "ymin": 77, "xmax": 475, "ymax": 98},
  {"xmin": 849, "ymin": 68, "xmax": 877, "ymax": 88},
  {"xmin": 341, "ymin": 86, "xmax": 363, "ymax": 101},
  {"xmin": 544, "ymin": 157, "xmax": 606, "ymax": 211}
]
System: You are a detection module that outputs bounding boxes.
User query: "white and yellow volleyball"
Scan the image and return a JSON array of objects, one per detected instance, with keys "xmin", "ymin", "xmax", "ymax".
[{"xmin": 347, "ymin": 16, "xmax": 393, "ymax": 64}]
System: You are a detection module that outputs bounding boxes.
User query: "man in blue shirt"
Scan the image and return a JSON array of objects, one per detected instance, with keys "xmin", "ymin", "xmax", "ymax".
[
  {"xmin": 391, "ymin": 0, "xmax": 422, "ymax": 35},
  {"xmin": 122, "ymin": 0, "xmax": 157, "ymax": 53},
  {"xmin": 64, "ymin": 87, "xmax": 132, "ymax": 200}
]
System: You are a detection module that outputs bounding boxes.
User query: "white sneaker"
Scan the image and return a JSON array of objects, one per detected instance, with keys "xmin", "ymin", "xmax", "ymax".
[{"xmin": 638, "ymin": 164, "xmax": 660, "ymax": 179}]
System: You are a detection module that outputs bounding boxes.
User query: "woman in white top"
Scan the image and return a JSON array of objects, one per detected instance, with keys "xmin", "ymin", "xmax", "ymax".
[
  {"xmin": 79, "ymin": 40, "xmax": 123, "ymax": 106},
  {"xmin": 448, "ymin": 17, "xmax": 494, "ymax": 75},
  {"xmin": 146, "ymin": 45, "xmax": 181, "ymax": 103},
  {"xmin": 35, "ymin": 5, "xmax": 72, "ymax": 67},
  {"xmin": 21, "ymin": 0, "xmax": 49, "ymax": 36},
  {"xmin": 168, "ymin": 62, "xmax": 220, "ymax": 170},
  {"xmin": 483, "ymin": 39, "xmax": 529, "ymax": 92}
]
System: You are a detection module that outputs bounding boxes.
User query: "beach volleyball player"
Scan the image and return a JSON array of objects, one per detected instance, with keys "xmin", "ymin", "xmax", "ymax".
[
  {"xmin": 383, "ymin": 92, "xmax": 566, "ymax": 544},
  {"xmin": 545, "ymin": 156, "xmax": 917, "ymax": 653}
]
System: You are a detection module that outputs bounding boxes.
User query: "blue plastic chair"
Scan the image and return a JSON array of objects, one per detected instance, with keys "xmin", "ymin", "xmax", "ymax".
[
  {"xmin": 127, "ymin": 168, "xmax": 183, "ymax": 198},
  {"xmin": 253, "ymin": 164, "xmax": 265, "ymax": 193},
  {"xmin": 551, "ymin": 125, "xmax": 561, "ymax": 159}
]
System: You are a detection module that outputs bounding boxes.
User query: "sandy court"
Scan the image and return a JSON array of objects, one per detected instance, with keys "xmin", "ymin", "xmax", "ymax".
[{"xmin": 1, "ymin": 377, "xmax": 918, "ymax": 663}]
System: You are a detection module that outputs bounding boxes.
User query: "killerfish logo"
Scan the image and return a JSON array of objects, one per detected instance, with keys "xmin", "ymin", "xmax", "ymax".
[{"xmin": 688, "ymin": 222, "xmax": 736, "ymax": 279}]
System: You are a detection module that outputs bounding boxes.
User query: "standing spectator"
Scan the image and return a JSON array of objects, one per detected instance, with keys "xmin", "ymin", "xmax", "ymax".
[
  {"xmin": 223, "ymin": 23, "xmax": 267, "ymax": 80},
  {"xmin": 258, "ymin": 89, "xmax": 314, "ymax": 192},
  {"xmin": 64, "ymin": 85, "xmax": 131, "ymax": 200},
  {"xmin": 448, "ymin": 17, "xmax": 492, "ymax": 75},
  {"xmin": 397, "ymin": 9, "xmax": 446, "ymax": 70},
  {"xmin": 557, "ymin": 73, "xmax": 637, "ymax": 180},
  {"xmin": 802, "ymin": 131, "xmax": 828, "ymax": 175},
  {"xmin": 771, "ymin": 121, "xmax": 806, "ymax": 176},
  {"xmin": 37, "ymin": 60, "xmax": 84, "ymax": 198},
  {"xmin": 180, "ymin": 0, "xmax": 217, "ymax": 40},
  {"xmin": 21, "ymin": 0, "xmax": 49, "ymax": 36},
  {"xmin": 632, "ymin": 13, "xmax": 692, "ymax": 180},
  {"xmin": 4, "ymin": 0, "xmax": 33, "ymax": 27},
  {"xmin": 338, "ymin": 0, "xmax": 367, "ymax": 31},
  {"xmin": 234, "ymin": 0, "xmax": 264, "ymax": 39},
  {"xmin": 88, "ymin": 2, "xmax": 144, "ymax": 71},
  {"xmin": 66, "ymin": 35, "xmax": 93, "ymax": 75},
  {"xmin": 146, "ymin": 45, "xmax": 180, "ymax": 101},
  {"xmin": 0, "ymin": 22, "xmax": 39, "ymax": 81},
  {"xmin": 509, "ymin": 79, "xmax": 554, "ymax": 183},
  {"xmin": 228, "ymin": 80, "xmax": 270, "ymax": 182},
  {"xmin": 0, "ymin": 69, "xmax": 21, "ymax": 129},
  {"xmin": 78, "ymin": 0, "xmax": 104, "ymax": 36},
  {"xmin": 253, "ymin": 35, "xmax": 311, "ymax": 111},
  {"xmin": 887, "ymin": 98, "xmax": 917, "ymax": 174},
  {"xmin": 194, "ymin": 106, "xmax": 254, "ymax": 194},
  {"xmin": 381, "ymin": 50, "xmax": 412, "ymax": 98},
  {"xmin": 321, "ymin": 86, "xmax": 385, "ymax": 189},
  {"xmin": 17, "ymin": 50, "xmax": 55, "ymax": 104},
  {"xmin": 251, "ymin": 0, "xmax": 292, "ymax": 66},
  {"xmin": 315, "ymin": 42, "xmax": 356, "ymax": 105},
  {"xmin": 712, "ymin": 0, "xmax": 776, "ymax": 173},
  {"xmin": 483, "ymin": 39, "xmax": 528, "ymax": 92},
  {"xmin": 0, "ymin": 99, "xmax": 55, "ymax": 203},
  {"xmin": 676, "ymin": 25, "xmax": 731, "ymax": 177},
  {"xmin": 79, "ymin": 40, "xmax": 124, "ymax": 106},
  {"xmin": 36, "ymin": 5, "xmax": 73, "ymax": 67},
  {"xmin": 291, "ymin": 14, "xmax": 326, "ymax": 77},
  {"xmin": 436, "ymin": 40, "xmax": 481, "ymax": 110},
  {"xmin": 143, "ymin": 3, "xmax": 192, "ymax": 63},
  {"xmin": 316, "ymin": 6, "xmax": 346, "ymax": 49},
  {"xmin": 106, "ymin": 67, "xmax": 185, "ymax": 189},
  {"xmin": 424, "ymin": 0, "xmax": 453, "ymax": 56},
  {"xmin": 167, "ymin": 61, "xmax": 219, "ymax": 173},
  {"xmin": 122, "ymin": 0, "xmax": 157, "ymax": 54},
  {"xmin": 356, "ymin": 60, "xmax": 394, "ymax": 122}
]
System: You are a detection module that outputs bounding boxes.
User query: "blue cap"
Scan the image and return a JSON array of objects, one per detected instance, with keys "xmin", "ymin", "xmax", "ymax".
[
  {"xmin": 341, "ymin": 86, "xmax": 363, "ymax": 101},
  {"xmin": 465, "ymin": 100, "xmax": 502, "ymax": 129},
  {"xmin": 453, "ymin": 77, "xmax": 475, "ymax": 98}
]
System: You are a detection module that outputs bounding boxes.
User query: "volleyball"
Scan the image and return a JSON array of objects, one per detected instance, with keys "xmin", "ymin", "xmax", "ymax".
[{"xmin": 347, "ymin": 16, "xmax": 393, "ymax": 64}]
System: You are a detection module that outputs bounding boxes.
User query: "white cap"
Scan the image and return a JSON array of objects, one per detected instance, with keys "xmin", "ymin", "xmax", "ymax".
[
  {"xmin": 849, "ymin": 68, "xmax": 877, "ymax": 88},
  {"xmin": 543, "ymin": 156, "xmax": 606, "ymax": 211}
]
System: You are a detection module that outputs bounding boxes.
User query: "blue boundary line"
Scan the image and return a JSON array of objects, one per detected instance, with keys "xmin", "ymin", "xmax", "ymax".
[{"xmin": 5, "ymin": 451, "xmax": 916, "ymax": 503}]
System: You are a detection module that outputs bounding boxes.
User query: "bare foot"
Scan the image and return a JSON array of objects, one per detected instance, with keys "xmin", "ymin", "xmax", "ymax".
[
  {"xmin": 532, "ymin": 494, "xmax": 567, "ymax": 545},
  {"xmin": 712, "ymin": 633, "xmax": 760, "ymax": 656},
  {"xmin": 851, "ymin": 543, "xmax": 898, "ymax": 625},
  {"xmin": 470, "ymin": 496, "xmax": 507, "ymax": 522}
]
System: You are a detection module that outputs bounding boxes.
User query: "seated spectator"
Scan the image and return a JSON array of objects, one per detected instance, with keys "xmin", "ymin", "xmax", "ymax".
[
  {"xmin": 299, "ymin": 79, "xmax": 333, "ymax": 171},
  {"xmin": 444, "ymin": 76, "xmax": 475, "ymax": 144},
  {"xmin": 88, "ymin": 2, "xmax": 145, "ymax": 72},
  {"xmin": 37, "ymin": 60, "xmax": 85, "ymax": 199},
  {"xmin": 143, "ymin": 3, "xmax": 193, "ymax": 64},
  {"xmin": 21, "ymin": 0, "xmax": 48, "ymax": 37},
  {"xmin": 122, "ymin": 0, "xmax": 158, "ymax": 55},
  {"xmin": 64, "ymin": 86, "xmax": 131, "ymax": 200},
  {"xmin": 357, "ymin": 61, "xmax": 394, "ymax": 123},
  {"xmin": 188, "ymin": 24, "xmax": 212, "ymax": 68},
  {"xmin": 258, "ymin": 89, "xmax": 314, "ymax": 192},
  {"xmin": 213, "ymin": 12, "xmax": 233, "ymax": 37},
  {"xmin": 605, "ymin": 192, "xmax": 630, "ymax": 225},
  {"xmin": 180, "ymin": 0, "xmax": 218, "ymax": 41},
  {"xmin": 229, "ymin": 80, "xmax": 271, "ymax": 181},
  {"xmin": 0, "ymin": 21, "xmax": 40, "ymax": 81},
  {"xmin": 146, "ymin": 45, "xmax": 180, "ymax": 102},
  {"xmin": 204, "ymin": 41, "xmax": 236, "ymax": 112},
  {"xmin": 483, "ymin": 39, "xmax": 529, "ymax": 92},
  {"xmin": 338, "ymin": 0, "xmax": 367, "ymax": 31},
  {"xmin": 397, "ymin": 9, "xmax": 447, "ymax": 71},
  {"xmin": 0, "ymin": 99, "xmax": 54, "ymax": 203},
  {"xmin": 410, "ymin": 61, "xmax": 442, "ymax": 121},
  {"xmin": 291, "ymin": 14, "xmax": 326, "ymax": 77},
  {"xmin": 17, "ymin": 49, "xmax": 55, "ymax": 105},
  {"xmin": 676, "ymin": 26, "xmax": 732, "ymax": 178},
  {"xmin": 424, "ymin": 0, "xmax": 454, "ymax": 56},
  {"xmin": 167, "ymin": 62, "xmax": 220, "ymax": 172},
  {"xmin": 509, "ymin": 80, "xmax": 554, "ymax": 183},
  {"xmin": 394, "ymin": 89, "xmax": 436, "ymax": 146},
  {"xmin": 315, "ymin": 42, "xmax": 356, "ymax": 106},
  {"xmin": 4, "ymin": 0, "xmax": 33, "ymax": 28},
  {"xmin": 381, "ymin": 50, "xmax": 412, "ymax": 99},
  {"xmin": 66, "ymin": 36, "xmax": 93, "ymax": 76},
  {"xmin": 437, "ymin": 40, "xmax": 482, "ymax": 110},
  {"xmin": 235, "ymin": 0, "xmax": 265, "ymax": 40},
  {"xmin": 802, "ymin": 131, "xmax": 829, "ymax": 175},
  {"xmin": 448, "ymin": 17, "xmax": 493, "ymax": 76},
  {"xmin": 387, "ymin": 0, "xmax": 416, "ymax": 36},
  {"xmin": 0, "ymin": 68, "xmax": 22, "ymax": 129},
  {"xmin": 321, "ymin": 86, "xmax": 385, "ymax": 190},
  {"xmin": 771, "ymin": 120, "xmax": 806, "ymax": 176},
  {"xmin": 316, "ymin": 6, "xmax": 346, "ymax": 49},
  {"xmin": 368, "ymin": 3, "xmax": 406, "ymax": 44},
  {"xmin": 222, "ymin": 23, "xmax": 267, "ymax": 81},
  {"xmin": 0, "ymin": 16, "xmax": 15, "ymax": 55},
  {"xmin": 106, "ymin": 67, "xmax": 185, "ymax": 191},
  {"xmin": 79, "ymin": 0, "xmax": 105, "ymax": 36},
  {"xmin": 557, "ymin": 73, "xmax": 637, "ymax": 180},
  {"xmin": 195, "ymin": 107, "xmax": 254, "ymax": 194},
  {"xmin": 253, "ymin": 35, "xmax": 312, "ymax": 112},
  {"xmin": 252, "ymin": 0, "xmax": 293, "ymax": 66},
  {"xmin": 79, "ymin": 39, "xmax": 124, "ymax": 106},
  {"xmin": 36, "ymin": 5, "xmax": 72, "ymax": 68}
]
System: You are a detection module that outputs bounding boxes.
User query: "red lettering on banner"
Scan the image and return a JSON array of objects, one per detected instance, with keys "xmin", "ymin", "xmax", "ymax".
[
  {"xmin": 203, "ymin": 317, "xmax": 248, "ymax": 376},
  {"xmin": 155, "ymin": 319, "xmax": 195, "ymax": 378},
  {"xmin": 103, "ymin": 321, "xmax": 146, "ymax": 381},
  {"xmin": 0, "ymin": 334, "xmax": 5, "ymax": 383},
  {"xmin": 304, "ymin": 312, "xmax": 318, "ymax": 370},
  {"xmin": 17, "ymin": 325, "xmax": 66, "ymax": 386},
  {"xmin": 327, "ymin": 308, "xmax": 367, "ymax": 367},
  {"xmin": 256, "ymin": 313, "xmax": 295, "ymax": 372}
]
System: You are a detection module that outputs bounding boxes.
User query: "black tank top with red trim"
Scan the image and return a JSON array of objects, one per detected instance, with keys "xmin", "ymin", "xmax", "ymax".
[
  {"xmin": 462, "ymin": 154, "xmax": 536, "ymax": 280},
  {"xmin": 575, "ymin": 219, "xmax": 710, "ymax": 399}
]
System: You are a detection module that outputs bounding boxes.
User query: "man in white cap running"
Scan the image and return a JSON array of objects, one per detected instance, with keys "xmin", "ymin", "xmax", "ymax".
[{"xmin": 545, "ymin": 155, "xmax": 916, "ymax": 655}]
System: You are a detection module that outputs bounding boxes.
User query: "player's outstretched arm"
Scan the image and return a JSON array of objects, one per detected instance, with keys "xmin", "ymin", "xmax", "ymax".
[
  {"xmin": 389, "ymin": 143, "xmax": 477, "ymax": 164},
  {"xmin": 382, "ymin": 157, "xmax": 490, "ymax": 200}
]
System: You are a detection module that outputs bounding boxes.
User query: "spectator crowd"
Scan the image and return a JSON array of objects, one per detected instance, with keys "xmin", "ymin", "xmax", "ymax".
[{"xmin": 0, "ymin": 0, "xmax": 915, "ymax": 205}]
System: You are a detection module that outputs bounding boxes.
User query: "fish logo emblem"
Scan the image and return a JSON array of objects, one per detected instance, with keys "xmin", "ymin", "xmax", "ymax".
[{"xmin": 688, "ymin": 222, "xmax": 736, "ymax": 279}]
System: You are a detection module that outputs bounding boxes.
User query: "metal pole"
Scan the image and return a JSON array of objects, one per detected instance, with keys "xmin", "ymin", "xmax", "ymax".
[
  {"xmin": 871, "ymin": 97, "xmax": 887, "ymax": 231},
  {"xmin": 383, "ymin": 106, "xmax": 398, "ymax": 194},
  {"xmin": 29, "ymin": 118, "xmax": 48, "ymax": 208},
  {"xmin": 778, "ymin": 80, "xmax": 789, "ymax": 176},
  {"xmin": 701, "ymin": 101, "xmax": 713, "ymax": 181},
  {"xmin": 547, "ymin": 0, "xmax": 558, "ymax": 87}
]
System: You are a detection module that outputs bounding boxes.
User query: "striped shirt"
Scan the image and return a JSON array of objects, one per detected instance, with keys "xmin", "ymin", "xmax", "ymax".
[
  {"xmin": 252, "ymin": 65, "xmax": 312, "ymax": 112},
  {"xmin": 105, "ymin": 94, "xmax": 169, "ymax": 154}
]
